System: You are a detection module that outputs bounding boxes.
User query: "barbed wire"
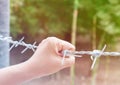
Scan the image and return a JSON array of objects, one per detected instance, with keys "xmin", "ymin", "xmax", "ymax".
[
  {"xmin": 1, "ymin": 34, "xmax": 120, "ymax": 57},
  {"xmin": 62, "ymin": 45, "xmax": 120, "ymax": 69},
  {"xmin": 1, "ymin": 34, "xmax": 120, "ymax": 69},
  {"xmin": 64, "ymin": 50, "xmax": 120, "ymax": 57},
  {"xmin": 0, "ymin": 35, "xmax": 37, "ymax": 53}
]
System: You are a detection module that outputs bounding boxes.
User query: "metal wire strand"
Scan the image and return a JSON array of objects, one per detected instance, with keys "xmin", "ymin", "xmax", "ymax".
[
  {"xmin": 1, "ymin": 35, "xmax": 120, "ymax": 69},
  {"xmin": 64, "ymin": 50, "xmax": 120, "ymax": 57},
  {"xmin": 0, "ymin": 35, "xmax": 37, "ymax": 53},
  {"xmin": 1, "ymin": 35, "xmax": 120, "ymax": 57}
]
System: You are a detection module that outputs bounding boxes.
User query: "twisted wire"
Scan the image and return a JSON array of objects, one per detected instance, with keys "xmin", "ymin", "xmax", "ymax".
[
  {"xmin": 1, "ymin": 35, "xmax": 120, "ymax": 57},
  {"xmin": 1, "ymin": 35, "xmax": 120, "ymax": 69},
  {"xmin": 0, "ymin": 35, "xmax": 37, "ymax": 53},
  {"xmin": 65, "ymin": 50, "xmax": 120, "ymax": 57}
]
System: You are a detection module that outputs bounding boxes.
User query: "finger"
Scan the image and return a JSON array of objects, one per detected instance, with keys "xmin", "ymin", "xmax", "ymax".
[
  {"xmin": 61, "ymin": 56, "xmax": 75, "ymax": 69},
  {"xmin": 57, "ymin": 40, "xmax": 75, "ymax": 54}
]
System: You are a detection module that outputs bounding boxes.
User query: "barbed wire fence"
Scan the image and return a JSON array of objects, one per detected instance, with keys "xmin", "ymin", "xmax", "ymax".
[{"xmin": 1, "ymin": 34, "xmax": 120, "ymax": 69}]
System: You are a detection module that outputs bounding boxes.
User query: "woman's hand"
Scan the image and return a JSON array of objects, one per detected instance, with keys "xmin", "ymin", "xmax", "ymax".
[
  {"xmin": 0, "ymin": 37, "xmax": 75, "ymax": 85},
  {"xmin": 26, "ymin": 37, "xmax": 75, "ymax": 77}
]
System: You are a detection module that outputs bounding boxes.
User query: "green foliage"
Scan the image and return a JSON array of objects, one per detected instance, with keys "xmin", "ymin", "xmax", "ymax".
[
  {"xmin": 10, "ymin": 0, "xmax": 120, "ymax": 44},
  {"xmin": 10, "ymin": 0, "xmax": 74, "ymax": 39},
  {"xmin": 96, "ymin": 2, "xmax": 120, "ymax": 35},
  {"xmin": 76, "ymin": 0, "xmax": 120, "ymax": 44},
  {"xmin": 10, "ymin": 1, "xmax": 120, "ymax": 85}
]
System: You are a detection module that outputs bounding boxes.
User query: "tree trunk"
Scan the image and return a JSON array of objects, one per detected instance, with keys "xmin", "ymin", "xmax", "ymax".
[
  {"xmin": 0, "ymin": 0, "xmax": 10, "ymax": 68},
  {"xmin": 70, "ymin": 0, "xmax": 79, "ymax": 85}
]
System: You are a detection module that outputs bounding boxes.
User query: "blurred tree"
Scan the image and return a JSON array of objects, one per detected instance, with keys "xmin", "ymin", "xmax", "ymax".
[
  {"xmin": 10, "ymin": 0, "xmax": 120, "ymax": 84},
  {"xmin": 10, "ymin": 0, "xmax": 120, "ymax": 43},
  {"xmin": 76, "ymin": 0, "xmax": 120, "ymax": 85},
  {"xmin": 70, "ymin": 0, "xmax": 79, "ymax": 85},
  {"xmin": 10, "ymin": 0, "xmax": 74, "ymax": 40}
]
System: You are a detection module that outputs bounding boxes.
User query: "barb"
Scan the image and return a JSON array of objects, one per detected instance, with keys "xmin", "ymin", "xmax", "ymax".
[
  {"xmin": 62, "ymin": 50, "xmax": 67, "ymax": 65},
  {"xmin": 0, "ymin": 35, "xmax": 37, "ymax": 53},
  {"xmin": 90, "ymin": 45, "xmax": 106, "ymax": 69}
]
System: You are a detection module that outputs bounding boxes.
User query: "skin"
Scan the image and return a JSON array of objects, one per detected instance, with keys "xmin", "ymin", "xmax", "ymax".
[{"xmin": 0, "ymin": 37, "xmax": 75, "ymax": 85}]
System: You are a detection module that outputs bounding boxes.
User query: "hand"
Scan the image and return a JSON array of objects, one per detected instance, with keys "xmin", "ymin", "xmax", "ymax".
[
  {"xmin": 0, "ymin": 37, "xmax": 75, "ymax": 85},
  {"xmin": 26, "ymin": 37, "xmax": 75, "ymax": 78}
]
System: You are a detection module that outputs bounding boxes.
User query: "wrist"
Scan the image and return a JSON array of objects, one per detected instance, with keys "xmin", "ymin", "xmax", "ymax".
[
  {"xmin": 0, "ymin": 61, "xmax": 41, "ymax": 85},
  {"xmin": 23, "ymin": 59, "xmax": 44, "ymax": 79}
]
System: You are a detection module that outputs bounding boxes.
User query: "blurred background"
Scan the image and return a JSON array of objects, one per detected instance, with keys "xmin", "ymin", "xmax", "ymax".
[{"xmin": 9, "ymin": 0, "xmax": 120, "ymax": 85}]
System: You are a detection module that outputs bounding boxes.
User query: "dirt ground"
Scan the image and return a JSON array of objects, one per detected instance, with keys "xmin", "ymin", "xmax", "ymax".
[{"xmin": 10, "ymin": 41, "xmax": 120, "ymax": 85}]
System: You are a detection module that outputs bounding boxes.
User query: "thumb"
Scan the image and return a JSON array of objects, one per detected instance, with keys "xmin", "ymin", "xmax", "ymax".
[{"xmin": 62, "ymin": 56, "xmax": 75, "ymax": 68}]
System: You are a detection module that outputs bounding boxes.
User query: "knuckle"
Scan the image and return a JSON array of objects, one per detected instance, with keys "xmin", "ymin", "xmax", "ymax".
[
  {"xmin": 46, "ymin": 37, "xmax": 57, "ymax": 40},
  {"xmin": 41, "ymin": 37, "xmax": 58, "ymax": 45},
  {"xmin": 46, "ymin": 37, "xmax": 58, "ymax": 43}
]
